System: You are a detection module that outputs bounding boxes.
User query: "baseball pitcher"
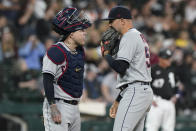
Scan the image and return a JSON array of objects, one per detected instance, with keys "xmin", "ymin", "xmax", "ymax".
[{"xmin": 101, "ymin": 6, "xmax": 153, "ymax": 131}]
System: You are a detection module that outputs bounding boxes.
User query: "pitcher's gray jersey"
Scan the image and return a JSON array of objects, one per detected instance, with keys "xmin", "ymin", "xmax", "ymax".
[
  {"xmin": 116, "ymin": 28, "xmax": 152, "ymax": 88},
  {"xmin": 113, "ymin": 28, "xmax": 153, "ymax": 131},
  {"xmin": 42, "ymin": 42, "xmax": 80, "ymax": 101}
]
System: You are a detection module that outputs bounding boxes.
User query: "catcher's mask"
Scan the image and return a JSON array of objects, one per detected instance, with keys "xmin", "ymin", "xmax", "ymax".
[{"xmin": 52, "ymin": 7, "xmax": 91, "ymax": 36}]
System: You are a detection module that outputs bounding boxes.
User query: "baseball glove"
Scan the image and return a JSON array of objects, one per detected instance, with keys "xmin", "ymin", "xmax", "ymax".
[{"xmin": 100, "ymin": 27, "xmax": 121, "ymax": 56}]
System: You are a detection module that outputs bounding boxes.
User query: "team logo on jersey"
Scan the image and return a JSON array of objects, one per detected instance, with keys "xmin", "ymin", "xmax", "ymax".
[
  {"xmin": 75, "ymin": 67, "xmax": 81, "ymax": 72},
  {"xmin": 156, "ymin": 70, "xmax": 161, "ymax": 75},
  {"xmin": 61, "ymin": 66, "xmax": 66, "ymax": 72},
  {"xmin": 152, "ymin": 78, "xmax": 165, "ymax": 88}
]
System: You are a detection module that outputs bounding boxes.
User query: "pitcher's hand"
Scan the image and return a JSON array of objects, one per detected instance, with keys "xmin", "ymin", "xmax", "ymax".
[{"xmin": 109, "ymin": 101, "xmax": 119, "ymax": 118}]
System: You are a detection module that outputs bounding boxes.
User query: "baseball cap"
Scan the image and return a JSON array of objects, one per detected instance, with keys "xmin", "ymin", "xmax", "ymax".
[
  {"xmin": 158, "ymin": 49, "xmax": 173, "ymax": 59},
  {"xmin": 102, "ymin": 6, "xmax": 132, "ymax": 21}
]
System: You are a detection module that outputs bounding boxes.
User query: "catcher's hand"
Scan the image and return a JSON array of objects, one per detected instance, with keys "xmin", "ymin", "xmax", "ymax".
[
  {"xmin": 50, "ymin": 104, "xmax": 61, "ymax": 124},
  {"xmin": 100, "ymin": 27, "xmax": 121, "ymax": 56}
]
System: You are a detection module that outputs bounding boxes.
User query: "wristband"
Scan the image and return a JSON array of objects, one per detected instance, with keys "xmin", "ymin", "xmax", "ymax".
[
  {"xmin": 48, "ymin": 99, "xmax": 56, "ymax": 105},
  {"xmin": 116, "ymin": 94, "xmax": 122, "ymax": 102}
]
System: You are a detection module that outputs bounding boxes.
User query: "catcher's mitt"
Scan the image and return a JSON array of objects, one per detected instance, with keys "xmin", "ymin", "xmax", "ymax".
[{"xmin": 101, "ymin": 27, "xmax": 121, "ymax": 56}]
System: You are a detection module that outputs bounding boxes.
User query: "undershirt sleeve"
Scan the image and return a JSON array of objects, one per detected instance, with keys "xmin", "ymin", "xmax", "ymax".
[
  {"xmin": 104, "ymin": 55, "xmax": 129, "ymax": 76},
  {"xmin": 43, "ymin": 73, "xmax": 55, "ymax": 105}
]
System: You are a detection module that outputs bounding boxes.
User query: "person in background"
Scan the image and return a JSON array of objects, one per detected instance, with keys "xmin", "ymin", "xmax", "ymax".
[
  {"xmin": 18, "ymin": 34, "xmax": 45, "ymax": 70},
  {"xmin": 146, "ymin": 49, "xmax": 183, "ymax": 131},
  {"xmin": 101, "ymin": 71, "xmax": 119, "ymax": 104},
  {"xmin": 83, "ymin": 64, "xmax": 103, "ymax": 102}
]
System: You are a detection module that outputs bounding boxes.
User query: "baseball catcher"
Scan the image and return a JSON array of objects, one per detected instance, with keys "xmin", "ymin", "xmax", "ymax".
[{"xmin": 42, "ymin": 7, "xmax": 91, "ymax": 131}]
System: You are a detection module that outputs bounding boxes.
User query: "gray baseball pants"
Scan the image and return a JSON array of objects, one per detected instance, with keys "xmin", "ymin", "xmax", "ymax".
[
  {"xmin": 113, "ymin": 82, "xmax": 153, "ymax": 131},
  {"xmin": 43, "ymin": 98, "xmax": 81, "ymax": 131}
]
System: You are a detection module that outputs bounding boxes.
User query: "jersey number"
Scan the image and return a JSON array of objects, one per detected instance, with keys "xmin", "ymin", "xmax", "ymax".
[
  {"xmin": 140, "ymin": 34, "xmax": 150, "ymax": 68},
  {"xmin": 168, "ymin": 72, "xmax": 175, "ymax": 88},
  {"xmin": 152, "ymin": 78, "xmax": 165, "ymax": 88}
]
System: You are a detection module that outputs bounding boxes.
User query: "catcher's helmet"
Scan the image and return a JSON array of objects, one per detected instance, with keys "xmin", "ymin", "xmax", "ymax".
[{"xmin": 52, "ymin": 7, "xmax": 91, "ymax": 35}]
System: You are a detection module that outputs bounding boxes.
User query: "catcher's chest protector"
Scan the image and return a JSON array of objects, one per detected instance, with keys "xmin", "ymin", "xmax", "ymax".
[{"xmin": 48, "ymin": 43, "xmax": 85, "ymax": 98}]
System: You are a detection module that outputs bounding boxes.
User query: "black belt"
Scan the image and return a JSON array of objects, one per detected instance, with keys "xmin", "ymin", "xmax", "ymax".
[
  {"xmin": 119, "ymin": 81, "xmax": 151, "ymax": 91},
  {"xmin": 136, "ymin": 81, "xmax": 151, "ymax": 85},
  {"xmin": 54, "ymin": 98, "xmax": 79, "ymax": 105}
]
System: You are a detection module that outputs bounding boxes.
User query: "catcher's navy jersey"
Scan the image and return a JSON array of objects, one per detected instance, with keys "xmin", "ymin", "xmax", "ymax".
[
  {"xmin": 42, "ymin": 42, "xmax": 81, "ymax": 101},
  {"xmin": 116, "ymin": 28, "xmax": 152, "ymax": 88}
]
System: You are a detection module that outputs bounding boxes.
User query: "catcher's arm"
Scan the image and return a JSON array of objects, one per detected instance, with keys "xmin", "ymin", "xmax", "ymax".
[
  {"xmin": 43, "ymin": 73, "xmax": 61, "ymax": 124},
  {"xmin": 43, "ymin": 73, "xmax": 55, "ymax": 105}
]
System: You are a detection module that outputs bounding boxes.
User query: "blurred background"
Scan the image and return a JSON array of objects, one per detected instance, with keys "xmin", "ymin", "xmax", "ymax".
[{"xmin": 0, "ymin": 0, "xmax": 196, "ymax": 131}]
